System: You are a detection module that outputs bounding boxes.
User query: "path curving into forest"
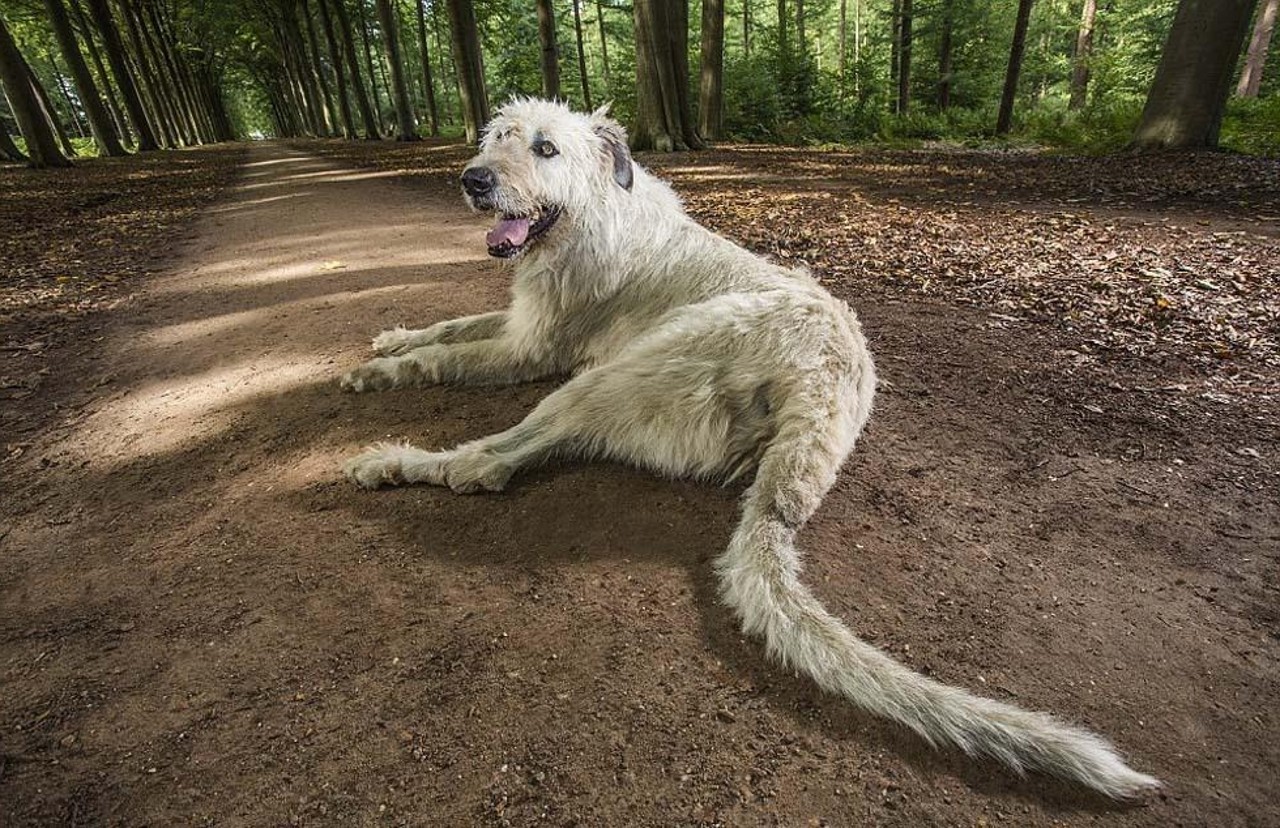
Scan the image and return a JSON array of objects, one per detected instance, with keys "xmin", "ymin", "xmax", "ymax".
[{"xmin": 2, "ymin": 142, "xmax": 1277, "ymax": 826}]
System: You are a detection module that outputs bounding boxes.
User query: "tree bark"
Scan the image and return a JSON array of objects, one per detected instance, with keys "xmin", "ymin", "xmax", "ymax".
[
  {"xmin": 119, "ymin": 1, "xmax": 177, "ymax": 146},
  {"xmin": 356, "ymin": 0, "xmax": 384, "ymax": 118},
  {"xmin": 302, "ymin": 0, "xmax": 338, "ymax": 132},
  {"xmin": 45, "ymin": 0, "xmax": 126, "ymax": 154},
  {"xmin": 446, "ymin": 0, "xmax": 489, "ymax": 143},
  {"xmin": 134, "ymin": 3, "xmax": 194, "ymax": 144},
  {"xmin": 796, "ymin": 0, "xmax": 805, "ymax": 49},
  {"xmin": 698, "ymin": 0, "xmax": 723, "ymax": 140},
  {"xmin": 597, "ymin": 0, "xmax": 611, "ymax": 87},
  {"xmin": 889, "ymin": 0, "xmax": 899, "ymax": 92},
  {"xmin": 896, "ymin": 0, "xmax": 911, "ymax": 114},
  {"xmin": 777, "ymin": 0, "xmax": 787, "ymax": 54},
  {"xmin": 937, "ymin": 0, "xmax": 953, "ymax": 109},
  {"xmin": 0, "ymin": 108, "xmax": 29, "ymax": 162},
  {"xmin": 0, "ymin": 16, "xmax": 72, "ymax": 167},
  {"xmin": 332, "ymin": 0, "xmax": 381, "ymax": 137},
  {"xmin": 571, "ymin": 0, "xmax": 591, "ymax": 108},
  {"xmin": 1237, "ymin": 0, "xmax": 1276, "ymax": 97},
  {"xmin": 84, "ymin": 0, "xmax": 157, "ymax": 149},
  {"xmin": 318, "ymin": 0, "xmax": 357, "ymax": 136},
  {"xmin": 67, "ymin": 0, "xmax": 131, "ymax": 145},
  {"xmin": 1133, "ymin": 0, "xmax": 1257, "ymax": 149},
  {"xmin": 374, "ymin": 0, "xmax": 417, "ymax": 139},
  {"xmin": 742, "ymin": 0, "xmax": 749, "ymax": 58},
  {"xmin": 414, "ymin": 0, "xmax": 439, "ymax": 134},
  {"xmin": 28, "ymin": 54, "xmax": 78, "ymax": 155},
  {"xmin": 632, "ymin": 0, "xmax": 702, "ymax": 151},
  {"xmin": 995, "ymin": 0, "xmax": 1034, "ymax": 135},
  {"xmin": 1068, "ymin": 0, "xmax": 1096, "ymax": 109},
  {"xmin": 536, "ymin": 0, "xmax": 561, "ymax": 99}
]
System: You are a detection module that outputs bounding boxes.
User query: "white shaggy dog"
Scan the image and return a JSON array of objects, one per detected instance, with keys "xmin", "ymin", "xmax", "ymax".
[{"xmin": 340, "ymin": 98, "xmax": 1159, "ymax": 799}]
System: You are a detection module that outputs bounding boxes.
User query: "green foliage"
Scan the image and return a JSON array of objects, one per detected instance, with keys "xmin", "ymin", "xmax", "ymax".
[{"xmin": 1220, "ymin": 97, "xmax": 1280, "ymax": 158}]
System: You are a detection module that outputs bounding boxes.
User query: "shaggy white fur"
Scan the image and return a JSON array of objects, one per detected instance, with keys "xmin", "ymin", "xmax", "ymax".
[{"xmin": 340, "ymin": 98, "xmax": 1160, "ymax": 799}]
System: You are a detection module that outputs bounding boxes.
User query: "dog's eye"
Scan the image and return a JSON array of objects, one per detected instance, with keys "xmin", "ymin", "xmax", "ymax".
[{"xmin": 533, "ymin": 139, "xmax": 558, "ymax": 158}]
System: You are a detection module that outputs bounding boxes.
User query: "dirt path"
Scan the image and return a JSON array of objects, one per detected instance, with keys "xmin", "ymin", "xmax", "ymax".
[{"xmin": 2, "ymin": 142, "xmax": 1277, "ymax": 827}]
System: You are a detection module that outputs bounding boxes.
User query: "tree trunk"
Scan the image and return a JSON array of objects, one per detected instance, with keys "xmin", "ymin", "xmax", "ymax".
[
  {"xmin": 597, "ymin": 0, "xmax": 611, "ymax": 87},
  {"xmin": 45, "ymin": 0, "xmax": 126, "ymax": 155},
  {"xmin": 67, "ymin": 0, "xmax": 131, "ymax": 146},
  {"xmin": 302, "ymin": 0, "xmax": 338, "ymax": 132},
  {"xmin": 889, "ymin": 0, "xmax": 899, "ymax": 92},
  {"xmin": 632, "ymin": 0, "xmax": 702, "ymax": 151},
  {"xmin": 796, "ymin": 0, "xmax": 805, "ymax": 49},
  {"xmin": 838, "ymin": 0, "xmax": 846, "ymax": 80},
  {"xmin": 135, "ymin": 4, "xmax": 194, "ymax": 144},
  {"xmin": 995, "ymin": 0, "xmax": 1034, "ymax": 135},
  {"xmin": 375, "ymin": 0, "xmax": 417, "ymax": 139},
  {"xmin": 120, "ymin": 1, "xmax": 177, "ymax": 146},
  {"xmin": 0, "ymin": 17, "xmax": 72, "ymax": 167},
  {"xmin": 1237, "ymin": 0, "xmax": 1276, "ymax": 97},
  {"xmin": 777, "ymin": 0, "xmax": 787, "ymax": 54},
  {"xmin": 51, "ymin": 60, "xmax": 88, "ymax": 138},
  {"xmin": 571, "ymin": 0, "xmax": 591, "ymax": 108},
  {"xmin": 698, "ymin": 0, "xmax": 723, "ymax": 140},
  {"xmin": 414, "ymin": 0, "xmax": 439, "ymax": 134},
  {"xmin": 357, "ymin": 0, "xmax": 383, "ymax": 117},
  {"xmin": 332, "ymin": 0, "xmax": 381, "ymax": 137},
  {"xmin": 1133, "ymin": 0, "xmax": 1257, "ymax": 149},
  {"xmin": 147, "ymin": 5, "xmax": 207, "ymax": 142},
  {"xmin": 536, "ymin": 0, "xmax": 561, "ymax": 99},
  {"xmin": 28, "ymin": 55, "xmax": 78, "ymax": 155},
  {"xmin": 446, "ymin": 0, "xmax": 489, "ymax": 143},
  {"xmin": 1068, "ymin": 0, "xmax": 1096, "ymax": 109},
  {"xmin": 937, "ymin": 0, "xmax": 953, "ymax": 109},
  {"xmin": 742, "ymin": 0, "xmax": 750, "ymax": 57},
  {"xmin": 318, "ymin": 0, "xmax": 357, "ymax": 136},
  {"xmin": 0, "ymin": 109, "xmax": 29, "ymax": 162},
  {"xmin": 84, "ymin": 0, "xmax": 158, "ymax": 150},
  {"xmin": 896, "ymin": 0, "xmax": 911, "ymax": 114}
]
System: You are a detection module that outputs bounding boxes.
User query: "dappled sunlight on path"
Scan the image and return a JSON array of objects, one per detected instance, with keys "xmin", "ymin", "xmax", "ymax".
[{"xmin": 62, "ymin": 143, "xmax": 497, "ymax": 472}]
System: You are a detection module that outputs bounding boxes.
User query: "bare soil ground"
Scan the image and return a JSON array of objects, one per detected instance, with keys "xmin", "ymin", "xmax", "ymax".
[{"xmin": 2, "ymin": 141, "xmax": 1277, "ymax": 827}]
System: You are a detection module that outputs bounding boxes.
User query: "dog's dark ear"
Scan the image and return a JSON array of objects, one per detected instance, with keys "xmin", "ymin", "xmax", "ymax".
[{"xmin": 590, "ymin": 105, "xmax": 633, "ymax": 192}]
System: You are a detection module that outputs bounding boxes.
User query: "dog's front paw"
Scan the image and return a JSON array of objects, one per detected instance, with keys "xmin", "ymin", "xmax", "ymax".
[
  {"xmin": 340, "ymin": 357, "xmax": 401, "ymax": 392},
  {"xmin": 372, "ymin": 327, "xmax": 422, "ymax": 356},
  {"xmin": 343, "ymin": 442, "xmax": 446, "ymax": 488}
]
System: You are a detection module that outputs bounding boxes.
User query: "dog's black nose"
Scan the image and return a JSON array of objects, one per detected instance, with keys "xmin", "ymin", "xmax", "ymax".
[{"xmin": 462, "ymin": 167, "xmax": 497, "ymax": 197}]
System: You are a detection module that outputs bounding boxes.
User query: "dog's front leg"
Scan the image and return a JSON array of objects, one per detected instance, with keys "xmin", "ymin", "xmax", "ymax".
[
  {"xmin": 340, "ymin": 337, "xmax": 549, "ymax": 392},
  {"xmin": 372, "ymin": 311, "xmax": 508, "ymax": 355}
]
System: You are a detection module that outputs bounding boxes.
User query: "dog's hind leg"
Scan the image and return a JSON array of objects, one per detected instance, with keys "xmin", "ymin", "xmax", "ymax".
[{"xmin": 373, "ymin": 311, "xmax": 508, "ymax": 355}]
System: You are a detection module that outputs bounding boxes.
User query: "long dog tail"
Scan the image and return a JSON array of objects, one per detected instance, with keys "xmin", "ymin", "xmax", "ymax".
[{"xmin": 713, "ymin": 370, "xmax": 1160, "ymax": 799}]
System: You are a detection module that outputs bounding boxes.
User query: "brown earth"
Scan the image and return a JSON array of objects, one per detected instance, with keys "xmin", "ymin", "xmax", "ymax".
[{"xmin": 1, "ymin": 141, "xmax": 1278, "ymax": 827}]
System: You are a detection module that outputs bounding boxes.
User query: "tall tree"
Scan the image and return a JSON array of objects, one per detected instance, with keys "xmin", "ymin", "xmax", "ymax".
[
  {"xmin": 374, "ymin": 0, "xmax": 417, "ymax": 139},
  {"xmin": 446, "ymin": 0, "xmax": 488, "ymax": 143},
  {"xmin": 896, "ymin": 0, "xmax": 912, "ymax": 114},
  {"xmin": 119, "ymin": 0, "xmax": 177, "ymax": 146},
  {"xmin": 632, "ymin": 0, "xmax": 702, "ymax": 151},
  {"xmin": 414, "ymin": 0, "xmax": 439, "ymax": 134},
  {"xmin": 937, "ymin": 0, "xmax": 953, "ymax": 109},
  {"xmin": 1069, "ymin": 0, "xmax": 1097, "ymax": 110},
  {"xmin": 571, "ymin": 0, "xmax": 591, "ymax": 108},
  {"xmin": 356, "ymin": 0, "xmax": 383, "ymax": 115},
  {"xmin": 1133, "ymin": 0, "xmax": 1257, "ymax": 149},
  {"xmin": 84, "ymin": 0, "xmax": 157, "ymax": 150},
  {"xmin": 332, "ymin": 0, "xmax": 381, "ymax": 137},
  {"xmin": 317, "ymin": 0, "xmax": 357, "ymax": 136},
  {"xmin": 1237, "ymin": 0, "xmax": 1277, "ymax": 97},
  {"xmin": 44, "ymin": 0, "xmax": 126, "ymax": 155},
  {"xmin": 597, "ymin": 0, "xmax": 611, "ymax": 88},
  {"xmin": 0, "ymin": 16, "xmax": 71, "ymax": 167},
  {"xmin": 995, "ymin": 0, "xmax": 1035, "ymax": 135},
  {"xmin": 26, "ymin": 51, "xmax": 78, "ymax": 155},
  {"xmin": 302, "ymin": 0, "xmax": 338, "ymax": 132},
  {"xmin": 66, "ymin": 0, "xmax": 131, "ymax": 145},
  {"xmin": 536, "ymin": 0, "xmax": 561, "ymax": 99},
  {"xmin": 699, "ymin": 0, "xmax": 723, "ymax": 140}
]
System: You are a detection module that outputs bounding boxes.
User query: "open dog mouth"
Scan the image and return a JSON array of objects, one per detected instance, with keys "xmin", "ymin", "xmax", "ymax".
[{"xmin": 485, "ymin": 206, "xmax": 562, "ymax": 258}]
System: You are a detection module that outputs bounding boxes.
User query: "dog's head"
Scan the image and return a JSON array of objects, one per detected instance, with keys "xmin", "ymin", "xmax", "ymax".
[{"xmin": 462, "ymin": 98, "xmax": 634, "ymax": 259}]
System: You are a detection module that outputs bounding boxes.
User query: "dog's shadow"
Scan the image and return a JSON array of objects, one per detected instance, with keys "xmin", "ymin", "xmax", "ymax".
[{"xmin": 315, "ymin": 439, "xmax": 1142, "ymax": 818}]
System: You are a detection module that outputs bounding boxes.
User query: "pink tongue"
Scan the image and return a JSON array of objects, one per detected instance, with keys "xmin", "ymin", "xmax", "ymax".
[{"xmin": 486, "ymin": 217, "xmax": 530, "ymax": 248}]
